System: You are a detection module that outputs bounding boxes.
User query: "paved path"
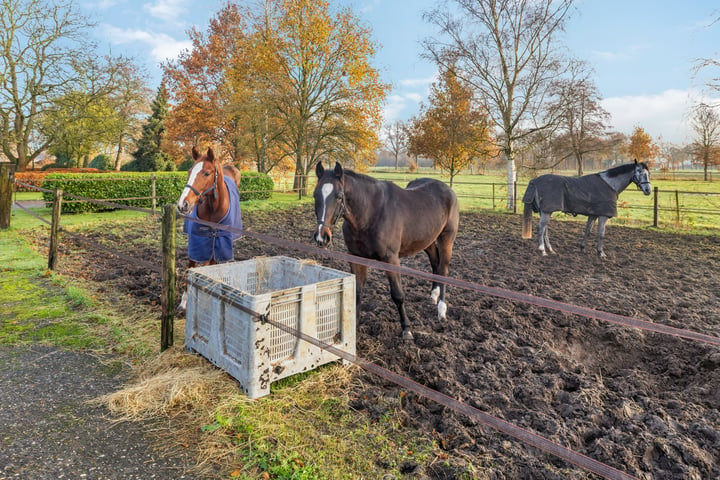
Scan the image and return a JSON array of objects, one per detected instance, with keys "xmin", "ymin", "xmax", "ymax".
[{"xmin": 0, "ymin": 345, "xmax": 203, "ymax": 480}]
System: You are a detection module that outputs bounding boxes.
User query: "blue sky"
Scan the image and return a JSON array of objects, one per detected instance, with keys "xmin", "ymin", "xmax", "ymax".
[{"xmin": 84, "ymin": 0, "xmax": 720, "ymax": 145}]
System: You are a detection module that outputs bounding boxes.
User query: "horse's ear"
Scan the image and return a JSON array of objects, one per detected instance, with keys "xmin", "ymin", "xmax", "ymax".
[
  {"xmin": 207, "ymin": 148, "xmax": 215, "ymax": 162},
  {"xmin": 316, "ymin": 161, "xmax": 325, "ymax": 178},
  {"xmin": 634, "ymin": 158, "xmax": 638, "ymax": 165},
  {"xmin": 333, "ymin": 162, "xmax": 343, "ymax": 179},
  {"xmin": 192, "ymin": 146, "xmax": 200, "ymax": 161}
]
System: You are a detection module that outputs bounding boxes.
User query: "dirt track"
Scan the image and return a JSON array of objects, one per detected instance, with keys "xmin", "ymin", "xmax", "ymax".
[{"xmin": 59, "ymin": 205, "xmax": 720, "ymax": 479}]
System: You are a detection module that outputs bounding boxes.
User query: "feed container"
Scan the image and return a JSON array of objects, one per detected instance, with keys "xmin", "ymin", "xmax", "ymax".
[{"xmin": 185, "ymin": 256, "xmax": 356, "ymax": 398}]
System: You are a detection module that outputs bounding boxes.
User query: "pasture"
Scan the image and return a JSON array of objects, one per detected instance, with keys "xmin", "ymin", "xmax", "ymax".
[
  {"xmin": 12, "ymin": 200, "xmax": 717, "ymax": 478},
  {"xmin": 4, "ymin": 168, "xmax": 720, "ymax": 478}
]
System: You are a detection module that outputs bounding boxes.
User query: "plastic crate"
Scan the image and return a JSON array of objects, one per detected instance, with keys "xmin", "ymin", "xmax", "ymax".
[{"xmin": 185, "ymin": 256, "xmax": 356, "ymax": 398}]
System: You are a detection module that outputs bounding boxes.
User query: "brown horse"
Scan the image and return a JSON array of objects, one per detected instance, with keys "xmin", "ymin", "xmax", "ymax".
[
  {"xmin": 313, "ymin": 162, "xmax": 459, "ymax": 340},
  {"xmin": 177, "ymin": 147, "xmax": 243, "ymax": 309}
]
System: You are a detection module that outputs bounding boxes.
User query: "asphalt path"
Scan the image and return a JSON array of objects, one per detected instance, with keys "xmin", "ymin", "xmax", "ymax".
[{"xmin": 0, "ymin": 345, "xmax": 202, "ymax": 480}]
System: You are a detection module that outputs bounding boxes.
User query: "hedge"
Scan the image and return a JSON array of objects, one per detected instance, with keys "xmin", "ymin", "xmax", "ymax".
[{"xmin": 40, "ymin": 171, "xmax": 274, "ymax": 214}]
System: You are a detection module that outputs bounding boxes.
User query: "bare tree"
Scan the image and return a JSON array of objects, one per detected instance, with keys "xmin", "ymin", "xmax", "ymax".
[
  {"xmin": 0, "ymin": 0, "xmax": 97, "ymax": 171},
  {"xmin": 384, "ymin": 120, "xmax": 408, "ymax": 170},
  {"xmin": 690, "ymin": 102, "xmax": 720, "ymax": 181},
  {"xmin": 423, "ymin": 0, "xmax": 574, "ymax": 210},
  {"xmin": 549, "ymin": 61, "xmax": 610, "ymax": 176}
]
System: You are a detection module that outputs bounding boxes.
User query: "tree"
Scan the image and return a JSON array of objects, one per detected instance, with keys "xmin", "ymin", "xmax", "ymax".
[
  {"xmin": 550, "ymin": 61, "xmax": 609, "ymax": 176},
  {"xmin": 248, "ymin": 0, "xmax": 389, "ymax": 194},
  {"xmin": 124, "ymin": 84, "xmax": 174, "ymax": 171},
  {"xmin": 163, "ymin": 3, "xmax": 248, "ymax": 165},
  {"xmin": 39, "ymin": 55, "xmax": 148, "ymax": 169},
  {"xmin": 423, "ymin": 0, "xmax": 574, "ymax": 209},
  {"xmin": 407, "ymin": 67, "xmax": 492, "ymax": 187},
  {"xmin": 628, "ymin": 126, "xmax": 658, "ymax": 165},
  {"xmin": 384, "ymin": 121, "xmax": 408, "ymax": 170},
  {"xmin": 689, "ymin": 103, "xmax": 720, "ymax": 181},
  {"xmin": 0, "ymin": 0, "xmax": 99, "ymax": 171}
]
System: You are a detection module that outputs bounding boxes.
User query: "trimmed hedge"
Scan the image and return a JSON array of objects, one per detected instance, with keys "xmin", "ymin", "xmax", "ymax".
[{"xmin": 40, "ymin": 171, "xmax": 274, "ymax": 214}]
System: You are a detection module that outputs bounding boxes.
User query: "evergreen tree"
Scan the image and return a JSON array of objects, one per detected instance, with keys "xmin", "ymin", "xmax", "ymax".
[{"xmin": 124, "ymin": 84, "xmax": 175, "ymax": 171}]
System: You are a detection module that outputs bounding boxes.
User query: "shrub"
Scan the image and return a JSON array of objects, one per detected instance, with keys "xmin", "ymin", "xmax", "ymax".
[
  {"xmin": 239, "ymin": 172, "xmax": 274, "ymax": 201},
  {"xmin": 89, "ymin": 154, "xmax": 113, "ymax": 170},
  {"xmin": 39, "ymin": 170, "xmax": 275, "ymax": 213}
]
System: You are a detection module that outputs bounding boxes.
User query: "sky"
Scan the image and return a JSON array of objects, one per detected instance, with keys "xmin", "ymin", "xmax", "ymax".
[{"xmin": 83, "ymin": 0, "xmax": 720, "ymax": 145}]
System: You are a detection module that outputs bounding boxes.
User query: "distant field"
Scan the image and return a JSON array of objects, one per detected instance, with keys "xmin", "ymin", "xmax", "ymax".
[{"xmin": 12, "ymin": 167, "xmax": 720, "ymax": 233}]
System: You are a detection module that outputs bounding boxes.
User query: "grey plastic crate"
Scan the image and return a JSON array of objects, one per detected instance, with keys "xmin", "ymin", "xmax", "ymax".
[{"xmin": 185, "ymin": 256, "xmax": 356, "ymax": 398}]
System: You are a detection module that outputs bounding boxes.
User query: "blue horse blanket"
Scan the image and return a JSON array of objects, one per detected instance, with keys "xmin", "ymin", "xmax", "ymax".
[{"xmin": 184, "ymin": 175, "xmax": 243, "ymax": 263}]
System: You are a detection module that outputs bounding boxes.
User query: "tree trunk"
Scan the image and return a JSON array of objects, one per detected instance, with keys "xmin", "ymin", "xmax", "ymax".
[{"xmin": 505, "ymin": 142, "xmax": 516, "ymax": 211}]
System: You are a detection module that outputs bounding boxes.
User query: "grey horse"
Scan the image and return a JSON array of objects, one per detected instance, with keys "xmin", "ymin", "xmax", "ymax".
[{"xmin": 521, "ymin": 160, "xmax": 651, "ymax": 257}]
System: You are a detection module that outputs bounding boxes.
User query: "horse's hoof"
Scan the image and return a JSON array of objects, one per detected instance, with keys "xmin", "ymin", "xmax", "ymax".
[
  {"xmin": 402, "ymin": 330, "xmax": 414, "ymax": 341},
  {"xmin": 598, "ymin": 251, "xmax": 607, "ymax": 258},
  {"xmin": 540, "ymin": 250, "xmax": 548, "ymax": 257},
  {"xmin": 437, "ymin": 300, "xmax": 447, "ymax": 321}
]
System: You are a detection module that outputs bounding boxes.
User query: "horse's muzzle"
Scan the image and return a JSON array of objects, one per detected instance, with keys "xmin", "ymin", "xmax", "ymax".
[{"xmin": 314, "ymin": 224, "xmax": 332, "ymax": 247}]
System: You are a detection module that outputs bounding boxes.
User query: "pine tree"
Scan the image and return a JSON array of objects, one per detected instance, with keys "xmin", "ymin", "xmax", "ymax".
[{"xmin": 125, "ymin": 84, "xmax": 174, "ymax": 171}]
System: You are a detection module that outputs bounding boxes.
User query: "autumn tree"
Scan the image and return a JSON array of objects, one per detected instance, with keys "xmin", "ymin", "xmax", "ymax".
[
  {"xmin": 0, "ymin": 0, "xmax": 100, "ymax": 171},
  {"xmin": 248, "ymin": 0, "xmax": 389, "ymax": 194},
  {"xmin": 423, "ymin": 0, "xmax": 574, "ymax": 209},
  {"xmin": 550, "ymin": 61, "xmax": 609, "ymax": 176},
  {"xmin": 689, "ymin": 103, "xmax": 720, "ymax": 180},
  {"xmin": 628, "ymin": 126, "xmax": 659, "ymax": 165},
  {"xmin": 384, "ymin": 121, "xmax": 408, "ymax": 170},
  {"xmin": 407, "ymin": 67, "xmax": 492, "ymax": 187},
  {"xmin": 163, "ymin": 3, "xmax": 248, "ymax": 165}
]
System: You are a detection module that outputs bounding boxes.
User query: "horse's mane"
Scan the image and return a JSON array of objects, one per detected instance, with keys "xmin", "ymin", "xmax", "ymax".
[
  {"xmin": 604, "ymin": 162, "xmax": 645, "ymax": 178},
  {"xmin": 342, "ymin": 168, "xmax": 383, "ymax": 186}
]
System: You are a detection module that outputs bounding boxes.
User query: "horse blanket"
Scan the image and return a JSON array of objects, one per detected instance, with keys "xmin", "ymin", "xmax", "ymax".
[
  {"xmin": 523, "ymin": 173, "xmax": 619, "ymax": 218},
  {"xmin": 183, "ymin": 175, "xmax": 243, "ymax": 263}
]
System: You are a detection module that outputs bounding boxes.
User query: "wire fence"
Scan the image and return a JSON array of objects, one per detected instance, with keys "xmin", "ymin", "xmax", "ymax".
[{"xmin": 7, "ymin": 177, "xmax": 720, "ymax": 479}]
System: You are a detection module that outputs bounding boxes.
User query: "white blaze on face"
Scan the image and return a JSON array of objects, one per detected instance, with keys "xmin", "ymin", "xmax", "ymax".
[
  {"xmin": 177, "ymin": 163, "xmax": 204, "ymax": 209},
  {"xmin": 316, "ymin": 183, "xmax": 335, "ymax": 238}
]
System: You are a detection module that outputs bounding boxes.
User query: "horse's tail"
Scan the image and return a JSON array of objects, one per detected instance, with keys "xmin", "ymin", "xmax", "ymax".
[{"xmin": 521, "ymin": 181, "xmax": 535, "ymax": 239}]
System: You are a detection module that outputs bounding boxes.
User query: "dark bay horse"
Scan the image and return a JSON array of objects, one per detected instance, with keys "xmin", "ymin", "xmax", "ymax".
[
  {"xmin": 177, "ymin": 147, "xmax": 242, "ymax": 308},
  {"xmin": 313, "ymin": 162, "xmax": 459, "ymax": 340},
  {"xmin": 521, "ymin": 160, "xmax": 651, "ymax": 257}
]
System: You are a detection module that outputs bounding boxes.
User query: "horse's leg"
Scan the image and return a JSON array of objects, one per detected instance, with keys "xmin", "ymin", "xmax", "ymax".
[
  {"xmin": 433, "ymin": 230, "xmax": 456, "ymax": 321},
  {"xmin": 384, "ymin": 261, "xmax": 412, "ymax": 340},
  {"xmin": 596, "ymin": 216, "xmax": 609, "ymax": 258},
  {"xmin": 424, "ymin": 243, "xmax": 441, "ymax": 304},
  {"xmin": 178, "ymin": 259, "xmax": 198, "ymax": 311},
  {"xmin": 537, "ymin": 212, "xmax": 552, "ymax": 256},
  {"xmin": 580, "ymin": 216, "xmax": 597, "ymax": 253},
  {"xmin": 349, "ymin": 262, "xmax": 368, "ymax": 306}
]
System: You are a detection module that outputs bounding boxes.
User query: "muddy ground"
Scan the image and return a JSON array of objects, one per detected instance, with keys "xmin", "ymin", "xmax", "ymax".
[{"xmin": 57, "ymin": 205, "xmax": 720, "ymax": 479}]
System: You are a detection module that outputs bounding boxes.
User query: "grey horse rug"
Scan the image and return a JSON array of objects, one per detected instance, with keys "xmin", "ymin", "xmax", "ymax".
[
  {"xmin": 183, "ymin": 175, "xmax": 243, "ymax": 263},
  {"xmin": 522, "ymin": 173, "xmax": 619, "ymax": 218}
]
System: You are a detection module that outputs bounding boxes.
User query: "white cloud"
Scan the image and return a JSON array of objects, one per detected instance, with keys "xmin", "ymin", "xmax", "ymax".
[
  {"xmin": 398, "ymin": 74, "xmax": 436, "ymax": 88},
  {"xmin": 143, "ymin": 0, "xmax": 189, "ymax": 23},
  {"xmin": 104, "ymin": 25, "xmax": 191, "ymax": 62},
  {"xmin": 601, "ymin": 89, "xmax": 718, "ymax": 144}
]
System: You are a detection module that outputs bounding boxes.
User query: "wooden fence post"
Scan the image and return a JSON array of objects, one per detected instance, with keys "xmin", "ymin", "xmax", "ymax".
[
  {"xmin": 161, "ymin": 204, "xmax": 176, "ymax": 351},
  {"xmin": 653, "ymin": 187, "xmax": 658, "ymax": 228},
  {"xmin": 0, "ymin": 163, "xmax": 15, "ymax": 230},
  {"xmin": 151, "ymin": 174, "xmax": 157, "ymax": 214},
  {"xmin": 48, "ymin": 189, "xmax": 63, "ymax": 270}
]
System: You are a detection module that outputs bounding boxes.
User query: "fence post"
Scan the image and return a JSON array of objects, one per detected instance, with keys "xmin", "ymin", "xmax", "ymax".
[
  {"xmin": 653, "ymin": 187, "xmax": 658, "ymax": 228},
  {"xmin": 48, "ymin": 189, "xmax": 63, "ymax": 270},
  {"xmin": 161, "ymin": 204, "xmax": 176, "ymax": 351},
  {"xmin": 151, "ymin": 174, "xmax": 157, "ymax": 214},
  {"xmin": 0, "ymin": 163, "xmax": 15, "ymax": 230},
  {"xmin": 675, "ymin": 190, "xmax": 680, "ymax": 228}
]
